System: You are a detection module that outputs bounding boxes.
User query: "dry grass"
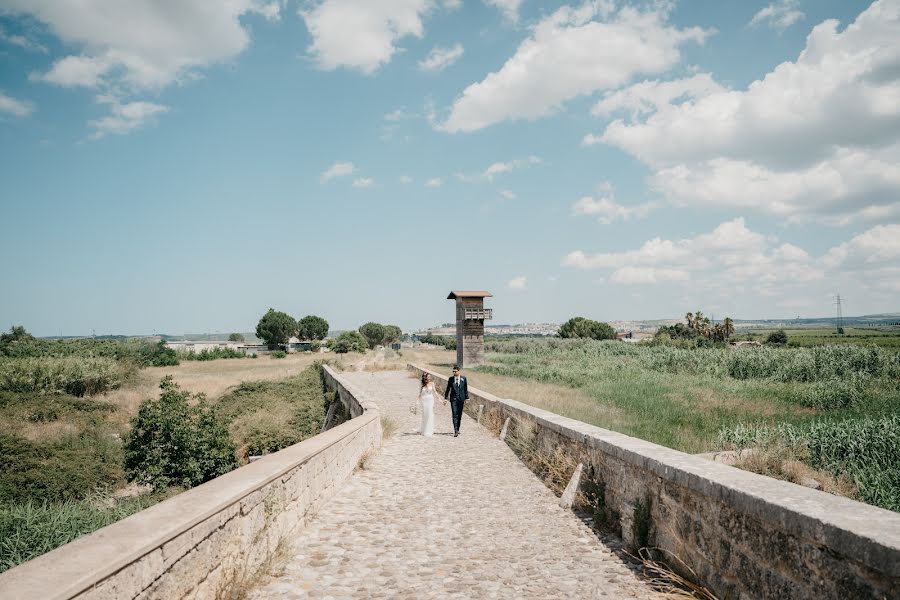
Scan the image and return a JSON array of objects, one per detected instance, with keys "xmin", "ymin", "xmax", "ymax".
[
  {"xmin": 381, "ymin": 415, "xmax": 399, "ymax": 439},
  {"xmin": 630, "ymin": 548, "xmax": 719, "ymax": 600},
  {"xmin": 356, "ymin": 450, "xmax": 373, "ymax": 471},
  {"xmin": 731, "ymin": 444, "xmax": 859, "ymax": 499}
]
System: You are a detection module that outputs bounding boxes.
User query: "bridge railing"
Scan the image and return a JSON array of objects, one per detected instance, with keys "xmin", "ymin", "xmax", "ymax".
[
  {"xmin": 0, "ymin": 365, "xmax": 381, "ymax": 600},
  {"xmin": 409, "ymin": 363, "xmax": 900, "ymax": 600}
]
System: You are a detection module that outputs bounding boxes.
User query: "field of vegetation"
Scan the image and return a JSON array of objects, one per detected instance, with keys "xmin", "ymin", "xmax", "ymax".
[
  {"xmin": 428, "ymin": 337, "xmax": 900, "ymax": 512},
  {"xmin": 0, "ymin": 327, "xmax": 366, "ymax": 573},
  {"xmin": 739, "ymin": 326, "xmax": 900, "ymax": 349}
]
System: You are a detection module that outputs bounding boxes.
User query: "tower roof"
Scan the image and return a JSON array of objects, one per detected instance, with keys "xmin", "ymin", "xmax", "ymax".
[{"xmin": 447, "ymin": 290, "xmax": 493, "ymax": 299}]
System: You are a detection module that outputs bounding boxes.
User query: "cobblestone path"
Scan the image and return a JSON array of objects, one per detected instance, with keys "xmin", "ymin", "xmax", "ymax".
[{"xmin": 250, "ymin": 371, "xmax": 665, "ymax": 600}]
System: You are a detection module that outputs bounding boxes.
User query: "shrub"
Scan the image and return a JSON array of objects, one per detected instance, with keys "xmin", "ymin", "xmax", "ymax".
[
  {"xmin": 227, "ymin": 333, "xmax": 245, "ymax": 342},
  {"xmin": 297, "ymin": 315, "xmax": 329, "ymax": 341},
  {"xmin": 330, "ymin": 331, "xmax": 368, "ymax": 354},
  {"xmin": 256, "ymin": 309, "xmax": 297, "ymax": 346},
  {"xmin": 766, "ymin": 330, "xmax": 788, "ymax": 345},
  {"xmin": 123, "ymin": 376, "xmax": 237, "ymax": 490},
  {"xmin": 358, "ymin": 322, "xmax": 385, "ymax": 349},
  {"xmin": 310, "ymin": 340, "xmax": 322, "ymax": 352},
  {"xmin": 0, "ymin": 430, "xmax": 122, "ymax": 504},
  {"xmin": 140, "ymin": 341, "xmax": 179, "ymax": 367},
  {"xmin": 0, "ymin": 357, "xmax": 129, "ymax": 396},
  {"xmin": 270, "ymin": 350, "xmax": 287, "ymax": 359},
  {"xmin": 558, "ymin": 317, "xmax": 616, "ymax": 340},
  {"xmin": 178, "ymin": 347, "xmax": 246, "ymax": 361}
]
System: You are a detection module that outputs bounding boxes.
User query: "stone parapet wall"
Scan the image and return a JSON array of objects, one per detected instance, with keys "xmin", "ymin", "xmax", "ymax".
[
  {"xmin": 0, "ymin": 365, "xmax": 381, "ymax": 600},
  {"xmin": 408, "ymin": 363, "xmax": 900, "ymax": 600}
]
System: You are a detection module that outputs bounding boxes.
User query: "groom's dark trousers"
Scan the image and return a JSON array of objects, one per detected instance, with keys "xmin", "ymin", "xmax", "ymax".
[{"xmin": 444, "ymin": 375, "xmax": 469, "ymax": 433}]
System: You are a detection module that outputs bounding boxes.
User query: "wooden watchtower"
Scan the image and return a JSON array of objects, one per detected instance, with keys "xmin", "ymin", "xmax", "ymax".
[{"xmin": 447, "ymin": 290, "xmax": 493, "ymax": 368}]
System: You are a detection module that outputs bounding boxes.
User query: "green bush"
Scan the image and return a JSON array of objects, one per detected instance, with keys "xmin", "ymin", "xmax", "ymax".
[
  {"xmin": 0, "ymin": 430, "xmax": 123, "ymax": 504},
  {"xmin": 766, "ymin": 329, "xmax": 789, "ymax": 345},
  {"xmin": 558, "ymin": 317, "xmax": 617, "ymax": 340},
  {"xmin": 270, "ymin": 350, "xmax": 287, "ymax": 359},
  {"xmin": 227, "ymin": 333, "xmax": 245, "ymax": 342},
  {"xmin": 124, "ymin": 376, "xmax": 237, "ymax": 490},
  {"xmin": 140, "ymin": 341, "xmax": 179, "ymax": 367},
  {"xmin": 329, "ymin": 331, "xmax": 368, "ymax": 354},
  {"xmin": 0, "ymin": 357, "xmax": 129, "ymax": 396},
  {"xmin": 177, "ymin": 347, "xmax": 246, "ymax": 361}
]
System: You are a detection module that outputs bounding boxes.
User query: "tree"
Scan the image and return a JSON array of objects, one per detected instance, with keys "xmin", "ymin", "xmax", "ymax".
[
  {"xmin": 0, "ymin": 325, "xmax": 34, "ymax": 344},
  {"xmin": 255, "ymin": 309, "xmax": 297, "ymax": 346},
  {"xmin": 297, "ymin": 315, "xmax": 329, "ymax": 341},
  {"xmin": 765, "ymin": 329, "xmax": 788, "ymax": 345},
  {"xmin": 558, "ymin": 317, "xmax": 616, "ymax": 340},
  {"xmin": 228, "ymin": 333, "xmax": 245, "ymax": 342},
  {"xmin": 330, "ymin": 331, "xmax": 368, "ymax": 354},
  {"xmin": 722, "ymin": 318, "xmax": 735, "ymax": 339},
  {"xmin": 382, "ymin": 324, "xmax": 402, "ymax": 345},
  {"xmin": 124, "ymin": 376, "xmax": 236, "ymax": 490},
  {"xmin": 358, "ymin": 322, "xmax": 385, "ymax": 349}
]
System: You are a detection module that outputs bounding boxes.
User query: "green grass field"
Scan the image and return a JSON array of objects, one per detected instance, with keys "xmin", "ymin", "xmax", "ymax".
[{"xmin": 740, "ymin": 326, "xmax": 900, "ymax": 348}]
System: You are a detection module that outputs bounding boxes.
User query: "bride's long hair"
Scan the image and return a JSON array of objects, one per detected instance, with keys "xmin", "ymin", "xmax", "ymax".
[{"xmin": 420, "ymin": 373, "xmax": 430, "ymax": 389}]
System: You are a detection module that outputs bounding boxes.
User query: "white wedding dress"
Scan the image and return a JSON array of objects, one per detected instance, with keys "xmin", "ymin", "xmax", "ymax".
[{"xmin": 419, "ymin": 383, "xmax": 435, "ymax": 437}]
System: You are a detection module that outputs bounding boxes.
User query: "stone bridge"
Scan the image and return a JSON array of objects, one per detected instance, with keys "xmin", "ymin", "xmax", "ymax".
[{"xmin": 1, "ymin": 366, "xmax": 898, "ymax": 599}]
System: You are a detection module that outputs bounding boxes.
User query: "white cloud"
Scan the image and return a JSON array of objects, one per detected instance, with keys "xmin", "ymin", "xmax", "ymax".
[
  {"xmin": 823, "ymin": 224, "xmax": 900, "ymax": 268},
  {"xmin": 485, "ymin": 0, "xmax": 523, "ymax": 24},
  {"xmin": 88, "ymin": 98, "xmax": 167, "ymax": 139},
  {"xmin": 563, "ymin": 218, "xmax": 823, "ymax": 288},
  {"xmin": 0, "ymin": 26, "xmax": 48, "ymax": 53},
  {"xmin": 571, "ymin": 182, "xmax": 655, "ymax": 224},
  {"xmin": 444, "ymin": 0, "xmax": 462, "ymax": 10},
  {"xmin": 456, "ymin": 155, "xmax": 542, "ymax": 182},
  {"xmin": 508, "ymin": 275, "xmax": 527, "ymax": 289},
  {"xmin": 400, "ymin": 175, "xmax": 413, "ymax": 184},
  {"xmin": 439, "ymin": 3, "xmax": 710, "ymax": 132},
  {"xmin": 425, "ymin": 177, "xmax": 443, "ymax": 188},
  {"xmin": 352, "ymin": 177, "xmax": 375, "ymax": 188},
  {"xmin": 751, "ymin": 0, "xmax": 805, "ymax": 31},
  {"xmin": 301, "ymin": 0, "xmax": 432, "ymax": 74},
  {"xmin": 581, "ymin": 133, "xmax": 603, "ymax": 146},
  {"xmin": 598, "ymin": 0, "xmax": 900, "ymax": 224},
  {"xmin": 591, "ymin": 73, "xmax": 724, "ymax": 121},
  {"xmin": 418, "ymin": 43, "xmax": 464, "ymax": 72},
  {"xmin": 320, "ymin": 161, "xmax": 356, "ymax": 183},
  {"xmin": 8, "ymin": 0, "xmax": 275, "ymax": 90},
  {"xmin": 500, "ymin": 189, "xmax": 516, "ymax": 200},
  {"xmin": 0, "ymin": 91, "xmax": 34, "ymax": 117}
]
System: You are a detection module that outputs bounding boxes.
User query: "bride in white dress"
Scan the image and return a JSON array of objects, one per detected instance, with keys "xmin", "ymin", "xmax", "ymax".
[{"xmin": 418, "ymin": 373, "xmax": 438, "ymax": 436}]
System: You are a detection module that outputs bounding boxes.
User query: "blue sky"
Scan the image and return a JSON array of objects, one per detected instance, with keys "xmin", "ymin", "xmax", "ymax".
[{"xmin": 1, "ymin": 0, "xmax": 899, "ymax": 336}]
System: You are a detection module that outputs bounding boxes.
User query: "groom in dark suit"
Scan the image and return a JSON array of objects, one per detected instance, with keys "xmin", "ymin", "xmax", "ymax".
[{"xmin": 443, "ymin": 365, "xmax": 468, "ymax": 437}]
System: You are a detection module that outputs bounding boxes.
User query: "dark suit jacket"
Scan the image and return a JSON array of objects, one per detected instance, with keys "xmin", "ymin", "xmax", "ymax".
[{"xmin": 444, "ymin": 375, "xmax": 469, "ymax": 401}]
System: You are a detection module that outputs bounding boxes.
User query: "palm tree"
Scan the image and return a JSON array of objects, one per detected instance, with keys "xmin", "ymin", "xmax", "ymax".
[{"xmin": 723, "ymin": 317, "xmax": 734, "ymax": 339}]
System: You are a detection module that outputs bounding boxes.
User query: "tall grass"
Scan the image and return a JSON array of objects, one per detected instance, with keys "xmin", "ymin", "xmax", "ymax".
[
  {"xmin": 716, "ymin": 416, "xmax": 900, "ymax": 511},
  {"xmin": 0, "ymin": 492, "xmax": 168, "ymax": 573},
  {"xmin": 0, "ymin": 357, "xmax": 130, "ymax": 396}
]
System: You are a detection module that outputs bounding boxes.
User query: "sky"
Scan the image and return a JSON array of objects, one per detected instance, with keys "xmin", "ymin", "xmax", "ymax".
[{"xmin": 1, "ymin": 0, "xmax": 899, "ymax": 336}]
